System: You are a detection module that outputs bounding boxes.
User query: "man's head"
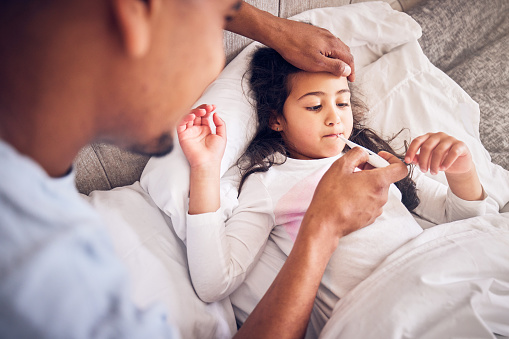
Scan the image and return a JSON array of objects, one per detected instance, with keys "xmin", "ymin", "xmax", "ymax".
[
  {"xmin": 94, "ymin": 0, "xmax": 243, "ymax": 157},
  {"xmin": 0, "ymin": 0, "xmax": 241, "ymax": 175}
]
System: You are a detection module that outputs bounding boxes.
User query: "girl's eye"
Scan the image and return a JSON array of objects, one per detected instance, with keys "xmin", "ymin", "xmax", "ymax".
[
  {"xmin": 307, "ymin": 105, "xmax": 322, "ymax": 111},
  {"xmin": 337, "ymin": 102, "xmax": 350, "ymax": 108}
]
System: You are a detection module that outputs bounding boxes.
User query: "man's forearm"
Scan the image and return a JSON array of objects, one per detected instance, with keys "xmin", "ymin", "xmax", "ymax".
[
  {"xmin": 225, "ymin": 2, "xmax": 281, "ymax": 48},
  {"xmin": 234, "ymin": 215, "xmax": 339, "ymax": 339}
]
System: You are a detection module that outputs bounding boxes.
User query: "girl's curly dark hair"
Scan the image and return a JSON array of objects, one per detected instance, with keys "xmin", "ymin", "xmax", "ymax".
[{"xmin": 238, "ymin": 46, "xmax": 419, "ymax": 211}]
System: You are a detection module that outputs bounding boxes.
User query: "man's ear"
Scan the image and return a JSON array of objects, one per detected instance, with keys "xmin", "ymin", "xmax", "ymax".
[{"xmin": 111, "ymin": 0, "xmax": 157, "ymax": 58}]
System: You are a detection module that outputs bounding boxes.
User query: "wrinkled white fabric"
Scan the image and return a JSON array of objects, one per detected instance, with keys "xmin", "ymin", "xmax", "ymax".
[{"xmin": 319, "ymin": 213, "xmax": 509, "ymax": 339}]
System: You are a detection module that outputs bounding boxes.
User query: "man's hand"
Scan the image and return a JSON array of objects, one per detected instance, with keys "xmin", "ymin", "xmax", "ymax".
[
  {"xmin": 236, "ymin": 149, "xmax": 406, "ymax": 339},
  {"xmin": 270, "ymin": 20, "xmax": 355, "ymax": 81},
  {"xmin": 225, "ymin": 2, "xmax": 355, "ymax": 81},
  {"xmin": 302, "ymin": 148, "xmax": 408, "ymax": 245}
]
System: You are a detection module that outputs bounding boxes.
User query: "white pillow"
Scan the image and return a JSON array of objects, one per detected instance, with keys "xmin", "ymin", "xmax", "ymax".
[
  {"xmin": 140, "ymin": 2, "xmax": 509, "ymax": 243},
  {"xmin": 85, "ymin": 183, "xmax": 236, "ymax": 339}
]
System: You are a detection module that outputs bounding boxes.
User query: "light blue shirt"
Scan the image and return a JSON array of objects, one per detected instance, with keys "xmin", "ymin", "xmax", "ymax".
[{"xmin": 0, "ymin": 140, "xmax": 178, "ymax": 339}]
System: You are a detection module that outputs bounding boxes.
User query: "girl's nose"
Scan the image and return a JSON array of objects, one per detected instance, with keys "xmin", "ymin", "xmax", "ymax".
[{"xmin": 325, "ymin": 108, "xmax": 341, "ymax": 126}]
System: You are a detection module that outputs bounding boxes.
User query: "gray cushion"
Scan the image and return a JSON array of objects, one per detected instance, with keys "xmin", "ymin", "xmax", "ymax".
[{"xmin": 75, "ymin": 144, "xmax": 148, "ymax": 195}]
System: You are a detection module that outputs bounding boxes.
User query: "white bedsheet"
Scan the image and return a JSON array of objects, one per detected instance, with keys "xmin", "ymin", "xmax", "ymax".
[
  {"xmin": 320, "ymin": 212, "xmax": 509, "ymax": 338},
  {"xmin": 85, "ymin": 183, "xmax": 236, "ymax": 339}
]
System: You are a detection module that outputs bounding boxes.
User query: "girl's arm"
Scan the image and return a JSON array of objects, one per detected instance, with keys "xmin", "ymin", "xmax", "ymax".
[
  {"xmin": 179, "ymin": 105, "xmax": 273, "ymax": 302},
  {"xmin": 405, "ymin": 132, "xmax": 484, "ymax": 201},
  {"xmin": 177, "ymin": 104, "xmax": 226, "ymax": 214},
  {"xmin": 186, "ymin": 173, "xmax": 274, "ymax": 302},
  {"xmin": 410, "ymin": 170, "xmax": 499, "ymax": 225}
]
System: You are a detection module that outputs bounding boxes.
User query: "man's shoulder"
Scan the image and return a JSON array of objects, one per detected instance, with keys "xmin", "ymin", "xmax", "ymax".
[{"xmin": 0, "ymin": 139, "xmax": 105, "ymax": 250}]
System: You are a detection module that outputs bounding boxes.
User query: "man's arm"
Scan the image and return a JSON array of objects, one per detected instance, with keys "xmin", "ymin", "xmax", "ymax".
[
  {"xmin": 235, "ymin": 148, "xmax": 408, "ymax": 339},
  {"xmin": 225, "ymin": 2, "xmax": 355, "ymax": 81}
]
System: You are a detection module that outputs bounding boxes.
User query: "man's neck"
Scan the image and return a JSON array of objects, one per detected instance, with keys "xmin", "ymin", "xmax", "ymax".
[{"xmin": 0, "ymin": 107, "xmax": 93, "ymax": 178}]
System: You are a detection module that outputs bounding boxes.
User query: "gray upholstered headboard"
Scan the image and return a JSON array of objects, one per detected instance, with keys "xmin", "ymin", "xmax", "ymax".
[{"xmin": 76, "ymin": 0, "xmax": 509, "ymax": 195}]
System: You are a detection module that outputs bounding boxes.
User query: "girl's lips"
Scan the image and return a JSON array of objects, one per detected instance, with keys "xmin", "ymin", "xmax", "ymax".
[{"xmin": 323, "ymin": 133, "xmax": 344, "ymax": 138}]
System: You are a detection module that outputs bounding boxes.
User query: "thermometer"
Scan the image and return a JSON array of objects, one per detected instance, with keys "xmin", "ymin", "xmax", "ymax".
[{"xmin": 338, "ymin": 135, "xmax": 390, "ymax": 168}]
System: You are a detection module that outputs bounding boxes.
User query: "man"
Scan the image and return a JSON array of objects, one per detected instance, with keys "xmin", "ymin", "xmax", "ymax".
[{"xmin": 0, "ymin": 0, "xmax": 407, "ymax": 338}]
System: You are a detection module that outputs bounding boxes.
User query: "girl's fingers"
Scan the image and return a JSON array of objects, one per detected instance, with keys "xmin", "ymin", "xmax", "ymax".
[
  {"xmin": 177, "ymin": 113, "xmax": 196, "ymax": 133},
  {"xmin": 213, "ymin": 113, "xmax": 226, "ymax": 138},
  {"xmin": 406, "ymin": 133, "xmax": 472, "ymax": 175},
  {"xmin": 439, "ymin": 150, "xmax": 457, "ymax": 172},
  {"xmin": 177, "ymin": 105, "xmax": 221, "ymax": 139},
  {"xmin": 190, "ymin": 106, "xmax": 217, "ymax": 126},
  {"xmin": 441, "ymin": 143, "xmax": 466, "ymax": 170},
  {"xmin": 429, "ymin": 151, "xmax": 448, "ymax": 175},
  {"xmin": 202, "ymin": 114, "xmax": 213, "ymax": 130},
  {"xmin": 192, "ymin": 104, "xmax": 215, "ymax": 117},
  {"xmin": 419, "ymin": 135, "xmax": 440, "ymax": 173},
  {"xmin": 411, "ymin": 153, "xmax": 420, "ymax": 166},
  {"xmin": 405, "ymin": 134, "xmax": 429, "ymax": 164},
  {"xmin": 407, "ymin": 133, "xmax": 446, "ymax": 173},
  {"xmin": 182, "ymin": 113, "xmax": 197, "ymax": 123},
  {"xmin": 203, "ymin": 104, "xmax": 216, "ymax": 119},
  {"xmin": 429, "ymin": 141, "xmax": 452, "ymax": 174},
  {"xmin": 190, "ymin": 107, "xmax": 206, "ymax": 115}
]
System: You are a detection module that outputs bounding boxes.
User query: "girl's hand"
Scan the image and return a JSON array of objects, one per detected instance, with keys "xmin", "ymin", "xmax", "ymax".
[
  {"xmin": 177, "ymin": 104, "xmax": 226, "ymax": 169},
  {"xmin": 404, "ymin": 132, "xmax": 474, "ymax": 175},
  {"xmin": 405, "ymin": 132, "xmax": 484, "ymax": 201}
]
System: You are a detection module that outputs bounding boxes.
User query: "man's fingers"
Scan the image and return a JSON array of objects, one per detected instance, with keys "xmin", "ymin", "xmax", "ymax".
[
  {"xmin": 347, "ymin": 67, "xmax": 355, "ymax": 82},
  {"xmin": 343, "ymin": 149, "xmax": 407, "ymax": 185},
  {"xmin": 339, "ymin": 147, "xmax": 369, "ymax": 171},
  {"xmin": 378, "ymin": 151, "xmax": 400, "ymax": 164},
  {"xmin": 321, "ymin": 57, "xmax": 352, "ymax": 78},
  {"xmin": 377, "ymin": 151, "xmax": 408, "ymax": 184},
  {"xmin": 327, "ymin": 46, "xmax": 355, "ymax": 81}
]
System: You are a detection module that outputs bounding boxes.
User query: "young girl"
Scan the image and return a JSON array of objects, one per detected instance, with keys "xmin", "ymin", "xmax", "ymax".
[{"xmin": 178, "ymin": 47, "xmax": 496, "ymax": 337}]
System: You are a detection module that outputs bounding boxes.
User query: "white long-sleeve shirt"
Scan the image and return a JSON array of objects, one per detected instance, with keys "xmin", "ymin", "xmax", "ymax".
[{"xmin": 186, "ymin": 153, "xmax": 497, "ymax": 337}]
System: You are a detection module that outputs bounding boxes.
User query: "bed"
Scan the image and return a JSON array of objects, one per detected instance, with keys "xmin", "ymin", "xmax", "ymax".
[{"xmin": 78, "ymin": 0, "xmax": 509, "ymax": 338}]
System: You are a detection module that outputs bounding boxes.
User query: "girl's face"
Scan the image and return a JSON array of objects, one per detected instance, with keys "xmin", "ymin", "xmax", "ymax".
[{"xmin": 273, "ymin": 72, "xmax": 353, "ymax": 160}]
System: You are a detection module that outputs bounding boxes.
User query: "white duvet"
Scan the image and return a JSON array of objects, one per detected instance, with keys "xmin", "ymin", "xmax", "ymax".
[
  {"xmin": 320, "ymin": 213, "xmax": 509, "ymax": 338},
  {"xmin": 86, "ymin": 2, "xmax": 509, "ymax": 338}
]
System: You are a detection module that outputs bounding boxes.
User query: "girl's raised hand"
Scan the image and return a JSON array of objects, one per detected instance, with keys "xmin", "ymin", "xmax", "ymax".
[
  {"xmin": 404, "ymin": 132, "xmax": 474, "ymax": 175},
  {"xmin": 177, "ymin": 104, "xmax": 226, "ymax": 169}
]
